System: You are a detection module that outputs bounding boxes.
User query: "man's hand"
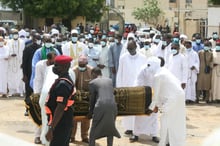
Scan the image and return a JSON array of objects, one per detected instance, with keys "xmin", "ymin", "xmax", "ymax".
[
  {"xmin": 22, "ymin": 75, "xmax": 28, "ymax": 83},
  {"xmin": 46, "ymin": 127, "xmax": 53, "ymax": 142},
  {"xmin": 181, "ymin": 83, "xmax": 186, "ymax": 89},
  {"xmin": 111, "ymin": 67, "xmax": 116, "ymax": 74},
  {"xmin": 97, "ymin": 64, "xmax": 105, "ymax": 69},
  {"xmin": 86, "ymin": 112, "xmax": 93, "ymax": 119},
  {"xmin": 191, "ymin": 66, "xmax": 195, "ymax": 70},
  {"xmin": 153, "ymin": 106, "xmax": 158, "ymax": 113}
]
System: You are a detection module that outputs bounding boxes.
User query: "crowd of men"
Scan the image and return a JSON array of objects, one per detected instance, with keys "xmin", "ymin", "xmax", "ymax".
[{"xmin": 0, "ymin": 23, "xmax": 220, "ymax": 146}]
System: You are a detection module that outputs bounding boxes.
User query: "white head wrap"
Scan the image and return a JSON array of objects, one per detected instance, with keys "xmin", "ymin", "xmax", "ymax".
[{"xmin": 146, "ymin": 56, "xmax": 161, "ymax": 75}]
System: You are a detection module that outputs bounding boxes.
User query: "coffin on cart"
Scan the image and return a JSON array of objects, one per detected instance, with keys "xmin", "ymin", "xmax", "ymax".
[{"xmin": 74, "ymin": 86, "xmax": 152, "ymax": 116}]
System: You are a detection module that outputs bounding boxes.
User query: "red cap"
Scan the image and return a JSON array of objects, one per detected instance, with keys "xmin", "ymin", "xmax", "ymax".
[{"xmin": 55, "ymin": 55, "xmax": 72, "ymax": 64}]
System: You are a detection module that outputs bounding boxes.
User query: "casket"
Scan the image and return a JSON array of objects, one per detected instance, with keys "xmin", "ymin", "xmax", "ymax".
[{"xmin": 73, "ymin": 86, "xmax": 152, "ymax": 116}]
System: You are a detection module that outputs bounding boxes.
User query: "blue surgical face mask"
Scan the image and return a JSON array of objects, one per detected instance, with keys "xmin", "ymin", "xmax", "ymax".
[
  {"xmin": 186, "ymin": 48, "xmax": 192, "ymax": 52},
  {"xmin": 144, "ymin": 45, "xmax": 150, "ymax": 50},
  {"xmin": 109, "ymin": 42, "xmax": 115, "ymax": 46},
  {"xmin": 101, "ymin": 41, "xmax": 106, "ymax": 47},
  {"xmin": 213, "ymin": 34, "xmax": 219, "ymax": 39},
  {"xmin": 162, "ymin": 41, "xmax": 167, "ymax": 46},
  {"xmin": 154, "ymin": 39, "xmax": 160, "ymax": 43},
  {"xmin": 78, "ymin": 66, "xmax": 86, "ymax": 72},
  {"xmin": 204, "ymin": 46, "xmax": 210, "ymax": 51},
  {"xmin": 196, "ymin": 39, "xmax": 201, "ymax": 44},
  {"xmin": 215, "ymin": 46, "xmax": 220, "ymax": 51},
  {"xmin": 72, "ymin": 37, "xmax": 78, "ymax": 43},
  {"xmin": 45, "ymin": 43, "xmax": 52, "ymax": 48},
  {"xmin": 115, "ymin": 39, "xmax": 119, "ymax": 43},
  {"xmin": 171, "ymin": 49, "xmax": 178, "ymax": 55}
]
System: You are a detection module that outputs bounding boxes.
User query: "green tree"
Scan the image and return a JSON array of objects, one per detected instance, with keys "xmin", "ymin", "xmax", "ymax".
[
  {"xmin": 0, "ymin": 0, "xmax": 105, "ymax": 22},
  {"xmin": 209, "ymin": 0, "xmax": 220, "ymax": 5},
  {"xmin": 132, "ymin": 0, "xmax": 163, "ymax": 25}
]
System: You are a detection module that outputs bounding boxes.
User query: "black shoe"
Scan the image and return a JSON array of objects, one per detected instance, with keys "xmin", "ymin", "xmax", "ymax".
[
  {"xmin": 166, "ymin": 144, "xmax": 170, "ymax": 146},
  {"xmin": 129, "ymin": 135, "xmax": 138, "ymax": 142},
  {"xmin": 124, "ymin": 130, "xmax": 133, "ymax": 135},
  {"xmin": 152, "ymin": 136, "xmax": 159, "ymax": 143},
  {"xmin": 34, "ymin": 137, "xmax": 41, "ymax": 144},
  {"xmin": 82, "ymin": 138, "xmax": 89, "ymax": 143}
]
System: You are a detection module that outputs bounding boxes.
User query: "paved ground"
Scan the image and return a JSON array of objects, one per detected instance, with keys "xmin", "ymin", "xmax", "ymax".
[{"xmin": 0, "ymin": 97, "xmax": 220, "ymax": 146}]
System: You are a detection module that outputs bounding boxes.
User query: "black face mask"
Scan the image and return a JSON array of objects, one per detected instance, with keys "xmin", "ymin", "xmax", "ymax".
[{"xmin": 52, "ymin": 66, "xmax": 59, "ymax": 75}]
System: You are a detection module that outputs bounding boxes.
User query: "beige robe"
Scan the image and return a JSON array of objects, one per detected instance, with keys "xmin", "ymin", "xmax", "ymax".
[
  {"xmin": 211, "ymin": 51, "xmax": 220, "ymax": 100},
  {"xmin": 197, "ymin": 50, "xmax": 213, "ymax": 90}
]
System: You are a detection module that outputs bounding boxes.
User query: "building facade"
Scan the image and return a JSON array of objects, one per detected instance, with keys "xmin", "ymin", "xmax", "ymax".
[{"xmin": 113, "ymin": 0, "xmax": 208, "ymax": 38}]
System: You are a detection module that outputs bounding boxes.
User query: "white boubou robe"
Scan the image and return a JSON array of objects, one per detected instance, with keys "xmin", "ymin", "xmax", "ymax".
[
  {"xmin": 116, "ymin": 52, "xmax": 147, "ymax": 131},
  {"xmin": 150, "ymin": 68, "xmax": 186, "ymax": 146},
  {"xmin": 185, "ymin": 49, "xmax": 200, "ymax": 101},
  {"xmin": 62, "ymin": 41, "xmax": 86, "ymax": 67},
  {"xmin": 167, "ymin": 53, "xmax": 188, "ymax": 85},
  {"xmin": 0, "ymin": 45, "xmax": 9, "ymax": 94},
  {"xmin": 133, "ymin": 64, "xmax": 158, "ymax": 137},
  {"xmin": 98, "ymin": 45, "xmax": 110, "ymax": 77},
  {"xmin": 7, "ymin": 39, "xmax": 25, "ymax": 95}
]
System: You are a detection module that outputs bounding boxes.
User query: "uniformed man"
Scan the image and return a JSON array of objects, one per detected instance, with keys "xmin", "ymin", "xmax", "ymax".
[{"xmin": 45, "ymin": 55, "xmax": 75, "ymax": 146}]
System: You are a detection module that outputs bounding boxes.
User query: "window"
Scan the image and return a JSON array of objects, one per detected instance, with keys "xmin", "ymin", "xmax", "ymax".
[
  {"xmin": 186, "ymin": 0, "xmax": 192, "ymax": 3},
  {"xmin": 169, "ymin": 0, "xmax": 176, "ymax": 3}
]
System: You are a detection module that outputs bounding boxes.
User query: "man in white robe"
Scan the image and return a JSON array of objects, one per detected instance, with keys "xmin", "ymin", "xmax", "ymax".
[
  {"xmin": 132, "ymin": 57, "xmax": 164, "ymax": 143},
  {"xmin": 97, "ymin": 38, "xmax": 110, "ymax": 77},
  {"xmin": 139, "ymin": 39, "xmax": 154, "ymax": 58},
  {"xmin": 211, "ymin": 41, "xmax": 220, "ymax": 101},
  {"xmin": 119, "ymin": 32, "xmax": 140, "ymax": 57},
  {"xmin": 167, "ymin": 42, "xmax": 188, "ymax": 89},
  {"xmin": 33, "ymin": 52, "xmax": 56, "ymax": 145},
  {"xmin": 62, "ymin": 29, "xmax": 86, "ymax": 68},
  {"xmin": 184, "ymin": 40, "xmax": 200, "ymax": 103},
  {"xmin": 0, "ymin": 37, "xmax": 9, "ymax": 97},
  {"xmin": 148, "ymin": 57, "xmax": 186, "ymax": 146},
  {"xmin": 7, "ymin": 29, "xmax": 25, "ymax": 96},
  {"xmin": 116, "ymin": 40, "xmax": 147, "ymax": 142}
]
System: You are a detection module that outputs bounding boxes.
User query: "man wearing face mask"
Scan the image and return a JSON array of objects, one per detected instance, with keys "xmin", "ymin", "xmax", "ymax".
[
  {"xmin": 140, "ymin": 38, "xmax": 154, "ymax": 58},
  {"xmin": 197, "ymin": 41, "xmax": 213, "ymax": 103},
  {"xmin": 184, "ymin": 40, "xmax": 200, "ymax": 104},
  {"xmin": 108, "ymin": 34, "xmax": 123, "ymax": 87},
  {"xmin": 7, "ymin": 29, "xmax": 25, "ymax": 97},
  {"xmin": 116, "ymin": 40, "xmax": 147, "ymax": 142},
  {"xmin": 97, "ymin": 38, "xmax": 110, "ymax": 77},
  {"xmin": 70, "ymin": 55, "xmax": 92, "ymax": 143},
  {"xmin": 211, "ymin": 40, "xmax": 220, "ymax": 102},
  {"xmin": 62, "ymin": 29, "xmax": 86, "ymax": 68},
  {"xmin": 33, "ymin": 52, "xmax": 56, "ymax": 144},
  {"xmin": 22, "ymin": 33, "xmax": 42, "ymax": 116},
  {"xmin": 30, "ymin": 36, "xmax": 60, "ymax": 90},
  {"xmin": 45, "ymin": 55, "xmax": 75, "ymax": 146},
  {"xmin": 0, "ymin": 36, "xmax": 9, "ymax": 98},
  {"xmin": 83, "ymin": 38, "xmax": 100, "ymax": 68},
  {"xmin": 192, "ymin": 34, "xmax": 204, "ymax": 52},
  {"xmin": 167, "ymin": 41, "xmax": 188, "ymax": 90}
]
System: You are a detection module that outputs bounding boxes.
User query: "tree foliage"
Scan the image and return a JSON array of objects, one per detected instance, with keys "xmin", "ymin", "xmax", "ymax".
[
  {"xmin": 0, "ymin": 0, "xmax": 105, "ymax": 22},
  {"xmin": 132, "ymin": 0, "xmax": 163, "ymax": 25},
  {"xmin": 209, "ymin": 0, "xmax": 220, "ymax": 5}
]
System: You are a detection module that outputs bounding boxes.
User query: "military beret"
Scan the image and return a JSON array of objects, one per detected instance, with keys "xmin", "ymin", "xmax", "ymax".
[{"xmin": 55, "ymin": 55, "xmax": 72, "ymax": 64}]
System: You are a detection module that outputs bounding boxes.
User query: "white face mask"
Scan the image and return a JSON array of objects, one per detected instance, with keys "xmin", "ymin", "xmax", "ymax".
[
  {"xmin": 88, "ymin": 43, "xmax": 94, "ymax": 48},
  {"xmin": 45, "ymin": 43, "xmax": 52, "ymax": 48},
  {"xmin": 0, "ymin": 41, "xmax": 4, "ymax": 47},
  {"xmin": 55, "ymin": 42, "xmax": 62, "ymax": 46},
  {"xmin": 13, "ymin": 34, "xmax": 19, "ymax": 40},
  {"xmin": 36, "ymin": 40, "xmax": 41, "ymax": 45},
  {"xmin": 171, "ymin": 49, "xmax": 178, "ymax": 55},
  {"xmin": 72, "ymin": 37, "xmax": 78, "ymax": 43},
  {"xmin": 101, "ymin": 41, "xmax": 106, "ymax": 47}
]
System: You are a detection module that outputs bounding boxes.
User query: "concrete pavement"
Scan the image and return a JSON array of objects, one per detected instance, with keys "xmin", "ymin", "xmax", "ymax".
[{"xmin": 0, "ymin": 97, "xmax": 220, "ymax": 146}]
